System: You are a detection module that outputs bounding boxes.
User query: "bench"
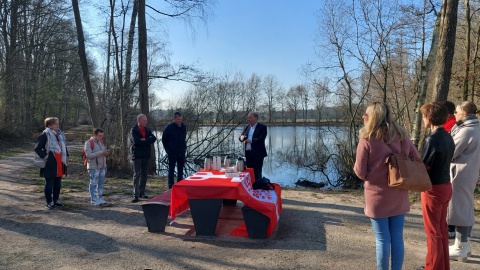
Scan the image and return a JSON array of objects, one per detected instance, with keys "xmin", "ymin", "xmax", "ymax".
[{"xmin": 141, "ymin": 189, "xmax": 171, "ymax": 233}]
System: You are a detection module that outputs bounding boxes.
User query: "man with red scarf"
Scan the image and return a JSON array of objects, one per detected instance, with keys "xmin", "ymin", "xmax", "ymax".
[{"xmin": 129, "ymin": 114, "xmax": 157, "ymax": 203}]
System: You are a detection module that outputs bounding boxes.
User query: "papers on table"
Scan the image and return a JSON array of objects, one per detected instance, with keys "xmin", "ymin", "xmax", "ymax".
[
  {"xmin": 184, "ymin": 171, "xmax": 249, "ymax": 183},
  {"xmin": 184, "ymin": 171, "xmax": 213, "ymax": 181}
]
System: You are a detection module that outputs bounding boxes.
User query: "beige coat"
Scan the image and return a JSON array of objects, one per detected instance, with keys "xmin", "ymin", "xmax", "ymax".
[
  {"xmin": 447, "ymin": 117, "xmax": 480, "ymax": 226},
  {"xmin": 85, "ymin": 137, "xmax": 107, "ymax": 170}
]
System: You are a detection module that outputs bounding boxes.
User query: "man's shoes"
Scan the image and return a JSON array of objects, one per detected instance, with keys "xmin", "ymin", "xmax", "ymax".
[
  {"xmin": 98, "ymin": 198, "xmax": 106, "ymax": 205},
  {"xmin": 131, "ymin": 197, "xmax": 139, "ymax": 203},
  {"xmin": 45, "ymin": 202, "xmax": 55, "ymax": 210},
  {"xmin": 53, "ymin": 201, "xmax": 64, "ymax": 207},
  {"xmin": 139, "ymin": 194, "xmax": 149, "ymax": 199}
]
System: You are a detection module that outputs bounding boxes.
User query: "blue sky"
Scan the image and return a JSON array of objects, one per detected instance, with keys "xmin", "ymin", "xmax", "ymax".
[{"xmin": 159, "ymin": 0, "xmax": 323, "ymax": 101}]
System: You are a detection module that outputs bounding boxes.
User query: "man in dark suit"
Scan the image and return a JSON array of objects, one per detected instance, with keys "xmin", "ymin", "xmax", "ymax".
[
  {"xmin": 239, "ymin": 112, "xmax": 267, "ymax": 182},
  {"xmin": 162, "ymin": 111, "xmax": 187, "ymax": 189}
]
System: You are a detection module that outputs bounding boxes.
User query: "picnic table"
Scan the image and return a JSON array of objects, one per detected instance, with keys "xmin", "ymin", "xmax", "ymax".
[{"xmin": 169, "ymin": 168, "xmax": 282, "ymax": 238}]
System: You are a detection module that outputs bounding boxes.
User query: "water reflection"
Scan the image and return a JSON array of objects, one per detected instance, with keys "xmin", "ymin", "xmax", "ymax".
[{"xmin": 155, "ymin": 126, "xmax": 346, "ymax": 187}]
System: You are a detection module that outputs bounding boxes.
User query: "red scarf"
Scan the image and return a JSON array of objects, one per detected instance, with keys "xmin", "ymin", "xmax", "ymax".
[{"xmin": 138, "ymin": 125, "xmax": 146, "ymax": 138}]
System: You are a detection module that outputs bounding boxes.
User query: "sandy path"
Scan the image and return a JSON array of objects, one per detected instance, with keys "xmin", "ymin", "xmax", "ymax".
[{"xmin": 0, "ymin": 151, "xmax": 479, "ymax": 270}]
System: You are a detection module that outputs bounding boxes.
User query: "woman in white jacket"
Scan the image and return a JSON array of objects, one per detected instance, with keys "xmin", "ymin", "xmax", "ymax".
[
  {"xmin": 85, "ymin": 128, "xmax": 109, "ymax": 205},
  {"xmin": 448, "ymin": 101, "xmax": 480, "ymax": 262}
]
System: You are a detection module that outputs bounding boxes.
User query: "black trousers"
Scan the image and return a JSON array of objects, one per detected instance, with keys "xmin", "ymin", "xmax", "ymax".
[
  {"xmin": 167, "ymin": 154, "xmax": 185, "ymax": 189},
  {"xmin": 245, "ymin": 150, "xmax": 264, "ymax": 182},
  {"xmin": 44, "ymin": 177, "xmax": 62, "ymax": 204}
]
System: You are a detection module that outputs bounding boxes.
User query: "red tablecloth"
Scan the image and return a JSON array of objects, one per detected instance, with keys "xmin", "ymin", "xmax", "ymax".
[{"xmin": 169, "ymin": 168, "xmax": 282, "ymax": 236}]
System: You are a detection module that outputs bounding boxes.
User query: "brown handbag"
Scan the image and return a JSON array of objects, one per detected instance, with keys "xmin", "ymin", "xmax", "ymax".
[{"xmin": 385, "ymin": 140, "xmax": 432, "ymax": 192}]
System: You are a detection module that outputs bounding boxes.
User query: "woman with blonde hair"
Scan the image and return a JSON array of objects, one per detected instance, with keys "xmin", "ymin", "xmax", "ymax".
[
  {"xmin": 448, "ymin": 101, "xmax": 480, "ymax": 262},
  {"xmin": 354, "ymin": 102, "xmax": 420, "ymax": 270},
  {"xmin": 34, "ymin": 117, "xmax": 68, "ymax": 209}
]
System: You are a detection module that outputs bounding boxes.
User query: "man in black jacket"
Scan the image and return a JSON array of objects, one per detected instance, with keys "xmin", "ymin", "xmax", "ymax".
[
  {"xmin": 162, "ymin": 112, "xmax": 187, "ymax": 189},
  {"xmin": 239, "ymin": 112, "xmax": 267, "ymax": 182},
  {"xmin": 130, "ymin": 114, "xmax": 157, "ymax": 202}
]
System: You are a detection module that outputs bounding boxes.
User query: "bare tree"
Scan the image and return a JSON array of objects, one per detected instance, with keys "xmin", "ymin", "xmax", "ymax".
[
  {"xmin": 72, "ymin": 0, "xmax": 99, "ymax": 127},
  {"xmin": 137, "ymin": 0, "xmax": 148, "ymax": 116},
  {"xmin": 410, "ymin": 2, "xmax": 441, "ymax": 146},
  {"xmin": 470, "ymin": 3, "xmax": 480, "ymax": 100},
  {"xmin": 298, "ymin": 84, "xmax": 309, "ymax": 123},
  {"xmin": 275, "ymin": 87, "xmax": 288, "ymax": 124},
  {"xmin": 263, "ymin": 74, "xmax": 280, "ymax": 123},
  {"xmin": 312, "ymin": 78, "xmax": 330, "ymax": 123},
  {"xmin": 432, "ymin": 0, "xmax": 459, "ymax": 101},
  {"xmin": 462, "ymin": 0, "xmax": 472, "ymax": 100},
  {"xmin": 245, "ymin": 73, "xmax": 262, "ymax": 112},
  {"xmin": 286, "ymin": 85, "xmax": 301, "ymax": 123}
]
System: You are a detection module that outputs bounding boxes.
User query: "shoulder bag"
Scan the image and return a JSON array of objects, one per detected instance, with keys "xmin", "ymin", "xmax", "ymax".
[
  {"xmin": 33, "ymin": 154, "xmax": 46, "ymax": 168},
  {"xmin": 385, "ymin": 140, "xmax": 431, "ymax": 192}
]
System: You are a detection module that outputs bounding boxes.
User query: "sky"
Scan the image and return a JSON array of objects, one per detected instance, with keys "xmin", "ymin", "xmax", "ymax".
[{"xmin": 158, "ymin": 0, "xmax": 324, "ymax": 102}]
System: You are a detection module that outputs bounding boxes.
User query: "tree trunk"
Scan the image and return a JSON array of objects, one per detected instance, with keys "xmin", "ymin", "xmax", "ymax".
[
  {"xmin": 411, "ymin": 10, "xmax": 441, "ymax": 147},
  {"xmin": 432, "ymin": 0, "xmax": 459, "ymax": 102},
  {"xmin": 137, "ymin": 0, "xmax": 155, "ymax": 173},
  {"xmin": 71, "ymin": 0, "xmax": 99, "ymax": 127},
  {"xmin": 138, "ymin": 0, "xmax": 149, "ymax": 115},
  {"xmin": 121, "ymin": 0, "xmax": 138, "ymax": 166},
  {"xmin": 2, "ymin": 0, "xmax": 19, "ymax": 128},
  {"xmin": 471, "ymin": 21, "xmax": 480, "ymax": 100},
  {"xmin": 462, "ymin": 0, "xmax": 471, "ymax": 101}
]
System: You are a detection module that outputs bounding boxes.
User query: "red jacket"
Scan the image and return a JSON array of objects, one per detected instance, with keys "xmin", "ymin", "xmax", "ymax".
[{"xmin": 444, "ymin": 115, "xmax": 456, "ymax": 132}]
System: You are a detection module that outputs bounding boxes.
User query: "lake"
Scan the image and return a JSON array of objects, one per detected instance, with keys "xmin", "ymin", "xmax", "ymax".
[{"xmin": 155, "ymin": 125, "xmax": 347, "ymax": 187}]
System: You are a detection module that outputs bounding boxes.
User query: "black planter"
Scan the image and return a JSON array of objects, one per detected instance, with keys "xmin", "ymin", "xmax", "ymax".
[
  {"xmin": 142, "ymin": 203, "xmax": 170, "ymax": 233},
  {"xmin": 188, "ymin": 198, "xmax": 223, "ymax": 236},
  {"xmin": 241, "ymin": 205, "xmax": 270, "ymax": 239}
]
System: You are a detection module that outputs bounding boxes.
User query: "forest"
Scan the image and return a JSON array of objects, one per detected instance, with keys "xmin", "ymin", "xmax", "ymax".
[{"xmin": 0, "ymin": 0, "xmax": 476, "ymax": 188}]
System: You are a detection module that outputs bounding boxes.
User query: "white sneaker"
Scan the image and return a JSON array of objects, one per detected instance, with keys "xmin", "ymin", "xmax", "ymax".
[
  {"xmin": 449, "ymin": 242, "xmax": 469, "ymax": 262},
  {"xmin": 98, "ymin": 198, "xmax": 106, "ymax": 204},
  {"xmin": 91, "ymin": 199, "xmax": 100, "ymax": 206},
  {"xmin": 466, "ymin": 238, "xmax": 472, "ymax": 256}
]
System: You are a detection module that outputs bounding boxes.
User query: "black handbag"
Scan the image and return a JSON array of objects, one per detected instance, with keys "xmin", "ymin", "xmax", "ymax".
[{"xmin": 252, "ymin": 177, "xmax": 275, "ymax": 190}]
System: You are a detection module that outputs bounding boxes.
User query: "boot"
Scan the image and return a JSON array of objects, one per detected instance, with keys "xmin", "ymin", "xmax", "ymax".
[
  {"xmin": 449, "ymin": 237, "xmax": 459, "ymax": 253},
  {"xmin": 449, "ymin": 241, "xmax": 469, "ymax": 262},
  {"xmin": 466, "ymin": 237, "xmax": 472, "ymax": 256}
]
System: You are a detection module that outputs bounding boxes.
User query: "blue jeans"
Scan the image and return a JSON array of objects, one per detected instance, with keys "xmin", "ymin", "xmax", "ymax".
[
  {"xmin": 44, "ymin": 177, "xmax": 62, "ymax": 204},
  {"xmin": 88, "ymin": 168, "xmax": 106, "ymax": 200},
  {"xmin": 370, "ymin": 214, "xmax": 405, "ymax": 270}
]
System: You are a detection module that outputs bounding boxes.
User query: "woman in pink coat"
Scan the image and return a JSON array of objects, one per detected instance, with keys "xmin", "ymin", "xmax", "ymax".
[{"xmin": 354, "ymin": 102, "xmax": 420, "ymax": 270}]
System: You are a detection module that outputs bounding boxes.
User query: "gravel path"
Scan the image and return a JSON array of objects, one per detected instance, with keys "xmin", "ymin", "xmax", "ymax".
[{"xmin": 0, "ymin": 151, "xmax": 479, "ymax": 270}]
